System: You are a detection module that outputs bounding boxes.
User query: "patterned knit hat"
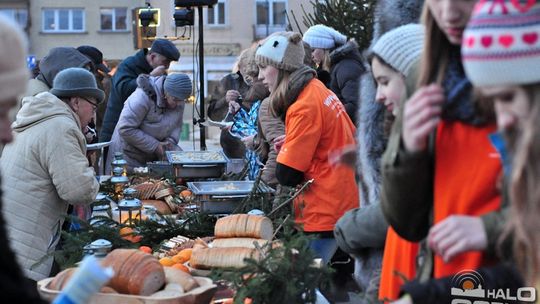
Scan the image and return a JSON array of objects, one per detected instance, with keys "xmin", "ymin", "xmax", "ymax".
[
  {"xmin": 371, "ymin": 23, "xmax": 425, "ymax": 77},
  {"xmin": 462, "ymin": 0, "xmax": 540, "ymax": 87},
  {"xmin": 255, "ymin": 32, "xmax": 305, "ymax": 72},
  {"xmin": 303, "ymin": 24, "xmax": 347, "ymax": 50}
]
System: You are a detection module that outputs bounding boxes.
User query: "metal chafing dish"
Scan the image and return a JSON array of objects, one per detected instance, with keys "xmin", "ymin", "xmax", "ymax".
[
  {"xmin": 166, "ymin": 151, "xmax": 228, "ymax": 179},
  {"xmin": 187, "ymin": 181, "xmax": 274, "ymax": 214}
]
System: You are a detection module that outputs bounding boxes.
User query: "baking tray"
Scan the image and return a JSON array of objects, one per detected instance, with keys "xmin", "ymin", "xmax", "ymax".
[
  {"xmin": 166, "ymin": 151, "xmax": 227, "ymax": 165},
  {"xmin": 187, "ymin": 181, "xmax": 274, "ymax": 195}
]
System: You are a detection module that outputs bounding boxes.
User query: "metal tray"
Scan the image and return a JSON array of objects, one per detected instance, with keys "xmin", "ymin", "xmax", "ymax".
[
  {"xmin": 187, "ymin": 181, "xmax": 274, "ymax": 195},
  {"xmin": 166, "ymin": 151, "xmax": 227, "ymax": 165}
]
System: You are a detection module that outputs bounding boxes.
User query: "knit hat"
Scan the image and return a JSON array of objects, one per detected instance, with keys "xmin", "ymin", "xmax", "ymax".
[
  {"xmin": 303, "ymin": 24, "xmax": 347, "ymax": 50},
  {"xmin": 0, "ymin": 15, "xmax": 29, "ymax": 103},
  {"xmin": 150, "ymin": 39, "xmax": 180, "ymax": 61},
  {"xmin": 371, "ymin": 23, "xmax": 425, "ymax": 77},
  {"xmin": 50, "ymin": 67, "xmax": 105, "ymax": 103},
  {"xmin": 77, "ymin": 45, "xmax": 110, "ymax": 73},
  {"xmin": 255, "ymin": 32, "xmax": 305, "ymax": 72},
  {"xmin": 164, "ymin": 73, "xmax": 192, "ymax": 100},
  {"xmin": 462, "ymin": 0, "xmax": 540, "ymax": 87}
]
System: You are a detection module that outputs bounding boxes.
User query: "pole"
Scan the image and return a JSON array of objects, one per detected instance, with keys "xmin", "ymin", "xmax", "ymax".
[{"xmin": 198, "ymin": 5, "xmax": 207, "ymax": 150}]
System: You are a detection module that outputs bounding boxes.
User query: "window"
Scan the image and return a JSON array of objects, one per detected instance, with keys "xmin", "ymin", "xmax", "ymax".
[
  {"xmin": 207, "ymin": 0, "xmax": 226, "ymax": 25},
  {"xmin": 100, "ymin": 7, "xmax": 128, "ymax": 31},
  {"xmin": 256, "ymin": 0, "xmax": 287, "ymax": 26},
  {"xmin": 0, "ymin": 8, "xmax": 28, "ymax": 29},
  {"xmin": 42, "ymin": 8, "xmax": 85, "ymax": 33}
]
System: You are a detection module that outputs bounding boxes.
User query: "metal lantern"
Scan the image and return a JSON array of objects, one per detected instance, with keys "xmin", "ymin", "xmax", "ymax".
[
  {"xmin": 110, "ymin": 167, "xmax": 129, "ymax": 201},
  {"xmin": 117, "ymin": 188, "xmax": 142, "ymax": 226},
  {"xmin": 90, "ymin": 193, "xmax": 113, "ymax": 225},
  {"xmin": 83, "ymin": 239, "xmax": 112, "ymax": 257},
  {"xmin": 111, "ymin": 152, "xmax": 128, "ymax": 176}
]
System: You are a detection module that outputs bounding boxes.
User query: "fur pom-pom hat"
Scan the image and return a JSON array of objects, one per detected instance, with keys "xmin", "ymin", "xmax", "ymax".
[{"xmin": 255, "ymin": 32, "xmax": 305, "ymax": 72}]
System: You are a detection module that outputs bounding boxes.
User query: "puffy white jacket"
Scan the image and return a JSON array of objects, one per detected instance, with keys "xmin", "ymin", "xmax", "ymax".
[{"xmin": 1, "ymin": 92, "xmax": 99, "ymax": 280}]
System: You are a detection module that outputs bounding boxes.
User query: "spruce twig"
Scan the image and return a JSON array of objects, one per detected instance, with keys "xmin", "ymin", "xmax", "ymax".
[{"xmin": 267, "ymin": 179, "xmax": 314, "ymax": 217}]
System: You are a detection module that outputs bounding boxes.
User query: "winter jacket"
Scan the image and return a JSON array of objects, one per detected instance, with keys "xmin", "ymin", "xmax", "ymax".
[
  {"xmin": 1, "ymin": 92, "xmax": 99, "ymax": 280},
  {"xmin": 100, "ymin": 50, "xmax": 153, "ymax": 142},
  {"xmin": 26, "ymin": 47, "xmax": 92, "ymax": 98},
  {"xmin": 329, "ymin": 40, "xmax": 364, "ymax": 125},
  {"xmin": 106, "ymin": 75, "xmax": 184, "ymax": 173}
]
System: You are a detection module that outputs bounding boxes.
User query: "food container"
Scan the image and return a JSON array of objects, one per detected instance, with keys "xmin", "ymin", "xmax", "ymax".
[
  {"xmin": 147, "ymin": 161, "xmax": 174, "ymax": 177},
  {"xmin": 166, "ymin": 151, "xmax": 228, "ymax": 179},
  {"xmin": 187, "ymin": 181, "xmax": 274, "ymax": 214}
]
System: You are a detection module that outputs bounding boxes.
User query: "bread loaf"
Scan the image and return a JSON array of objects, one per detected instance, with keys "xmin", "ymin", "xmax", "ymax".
[
  {"xmin": 164, "ymin": 267, "xmax": 199, "ymax": 291},
  {"xmin": 214, "ymin": 214, "xmax": 273, "ymax": 240},
  {"xmin": 142, "ymin": 199, "xmax": 172, "ymax": 214},
  {"xmin": 190, "ymin": 247, "xmax": 260, "ymax": 270},
  {"xmin": 211, "ymin": 238, "xmax": 270, "ymax": 249},
  {"xmin": 101, "ymin": 249, "xmax": 165, "ymax": 296}
]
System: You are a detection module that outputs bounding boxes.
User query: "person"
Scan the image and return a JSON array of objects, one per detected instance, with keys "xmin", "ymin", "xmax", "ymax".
[
  {"xmin": 255, "ymin": 31, "xmax": 358, "ymax": 264},
  {"xmin": 302, "ymin": 24, "xmax": 365, "ymax": 124},
  {"xmin": 100, "ymin": 38, "xmax": 180, "ymax": 143},
  {"xmin": 25, "ymin": 47, "xmax": 92, "ymax": 97},
  {"xmin": 380, "ymin": 0, "xmax": 504, "ymax": 282},
  {"xmin": 0, "ymin": 15, "xmax": 48, "ymax": 303},
  {"xmin": 1, "ymin": 68, "xmax": 102, "ymax": 281},
  {"xmin": 334, "ymin": 23, "xmax": 426, "ymax": 302},
  {"xmin": 105, "ymin": 73, "xmax": 192, "ymax": 173}
]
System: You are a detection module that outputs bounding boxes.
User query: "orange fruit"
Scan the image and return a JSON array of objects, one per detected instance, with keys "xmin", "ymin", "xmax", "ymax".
[
  {"xmin": 171, "ymin": 263, "xmax": 190, "ymax": 273},
  {"xmin": 119, "ymin": 227, "xmax": 133, "ymax": 236},
  {"xmin": 119, "ymin": 227, "xmax": 142, "ymax": 243},
  {"xmin": 171, "ymin": 255, "xmax": 183, "ymax": 264},
  {"xmin": 175, "ymin": 249, "xmax": 192, "ymax": 263},
  {"xmin": 159, "ymin": 257, "xmax": 175, "ymax": 267},
  {"xmin": 139, "ymin": 246, "xmax": 152, "ymax": 254},
  {"xmin": 180, "ymin": 189, "xmax": 192, "ymax": 198}
]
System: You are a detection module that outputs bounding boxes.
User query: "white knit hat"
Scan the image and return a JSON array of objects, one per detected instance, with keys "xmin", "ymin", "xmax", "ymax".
[
  {"xmin": 0, "ymin": 15, "xmax": 29, "ymax": 103},
  {"xmin": 371, "ymin": 24, "xmax": 425, "ymax": 77},
  {"xmin": 462, "ymin": 0, "xmax": 540, "ymax": 87},
  {"xmin": 303, "ymin": 24, "xmax": 347, "ymax": 50},
  {"xmin": 255, "ymin": 31, "xmax": 305, "ymax": 72}
]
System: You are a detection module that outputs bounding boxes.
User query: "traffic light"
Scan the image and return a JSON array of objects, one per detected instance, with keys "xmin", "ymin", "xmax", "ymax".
[
  {"xmin": 173, "ymin": 8, "xmax": 194, "ymax": 27},
  {"xmin": 174, "ymin": 0, "xmax": 217, "ymax": 6}
]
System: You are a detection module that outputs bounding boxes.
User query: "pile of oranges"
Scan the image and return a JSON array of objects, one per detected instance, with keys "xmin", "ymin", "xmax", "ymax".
[
  {"xmin": 119, "ymin": 227, "xmax": 142, "ymax": 243},
  {"xmin": 159, "ymin": 248, "xmax": 192, "ymax": 273}
]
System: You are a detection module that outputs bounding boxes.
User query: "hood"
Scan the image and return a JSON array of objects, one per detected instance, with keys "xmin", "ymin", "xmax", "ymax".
[
  {"xmin": 35, "ymin": 47, "xmax": 92, "ymax": 89},
  {"xmin": 12, "ymin": 92, "xmax": 80, "ymax": 132},
  {"xmin": 136, "ymin": 74, "xmax": 167, "ymax": 108},
  {"xmin": 330, "ymin": 40, "xmax": 362, "ymax": 66}
]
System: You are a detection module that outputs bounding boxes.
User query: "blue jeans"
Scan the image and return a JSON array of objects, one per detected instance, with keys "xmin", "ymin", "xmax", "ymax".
[{"xmin": 309, "ymin": 238, "xmax": 338, "ymax": 264}]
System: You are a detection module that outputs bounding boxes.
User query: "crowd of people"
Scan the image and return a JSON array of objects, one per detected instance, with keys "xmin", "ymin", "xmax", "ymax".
[{"xmin": 0, "ymin": 0, "xmax": 538, "ymax": 303}]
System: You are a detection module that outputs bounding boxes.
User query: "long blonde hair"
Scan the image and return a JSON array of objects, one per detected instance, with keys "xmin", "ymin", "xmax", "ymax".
[
  {"xmin": 507, "ymin": 84, "xmax": 540, "ymax": 285},
  {"xmin": 319, "ymin": 49, "xmax": 332, "ymax": 72},
  {"xmin": 267, "ymin": 67, "xmax": 292, "ymax": 120}
]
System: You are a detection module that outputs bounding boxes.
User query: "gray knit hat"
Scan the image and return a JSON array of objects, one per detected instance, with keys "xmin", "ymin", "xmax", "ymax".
[
  {"xmin": 303, "ymin": 24, "xmax": 347, "ymax": 50},
  {"xmin": 50, "ymin": 67, "xmax": 105, "ymax": 103},
  {"xmin": 255, "ymin": 31, "xmax": 305, "ymax": 72},
  {"xmin": 164, "ymin": 73, "xmax": 192, "ymax": 100},
  {"xmin": 371, "ymin": 24, "xmax": 425, "ymax": 77}
]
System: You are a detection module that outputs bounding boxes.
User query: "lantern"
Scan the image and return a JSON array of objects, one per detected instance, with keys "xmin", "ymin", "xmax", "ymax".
[
  {"xmin": 83, "ymin": 239, "xmax": 112, "ymax": 258},
  {"xmin": 117, "ymin": 188, "xmax": 142, "ymax": 226},
  {"xmin": 90, "ymin": 193, "xmax": 113, "ymax": 225},
  {"xmin": 110, "ymin": 167, "xmax": 129, "ymax": 201},
  {"xmin": 111, "ymin": 152, "xmax": 128, "ymax": 176}
]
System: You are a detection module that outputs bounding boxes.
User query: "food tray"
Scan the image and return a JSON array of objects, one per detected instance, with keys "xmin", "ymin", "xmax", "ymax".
[
  {"xmin": 166, "ymin": 151, "xmax": 227, "ymax": 165},
  {"xmin": 187, "ymin": 181, "xmax": 274, "ymax": 196},
  {"xmin": 38, "ymin": 276, "xmax": 216, "ymax": 304}
]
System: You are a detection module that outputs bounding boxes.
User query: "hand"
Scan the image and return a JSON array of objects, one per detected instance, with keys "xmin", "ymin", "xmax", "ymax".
[
  {"xmin": 402, "ymin": 84, "xmax": 445, "ymax": 152},
  {"xmin": 391, "ymin": 294, "xmax": 413, "ymax": 304},
  {"xmin": 328, "ymin": 144, "xmax": 357, "ymax": 169},
  {"xmin": 150, "ymin": 65, "xmax": 167, "ymax": 76},
  {"xmin": 241, "ymin": 135, "xmax": 255, "ymax": 149},
  {"xmin": 273, "ymin": 135, "xmax": 286, "ymax": 153},
  {"xmin": 225, "ymin": 90, "xmax": 241, "ymax": 103},
  {"xmin": 228, "ymin": 101, "xmax": 241, "ymax": 114},
  {"xmin": 428, "ymin": 215, "xmax": 488, "ymax": 263},
  {"xmin": 154, "ymin": 142, "xmax": 167, "ymax": 160}
]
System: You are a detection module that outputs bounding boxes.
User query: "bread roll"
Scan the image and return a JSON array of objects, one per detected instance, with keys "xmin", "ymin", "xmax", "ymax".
[
  {"xmin": 164, "ymin": 267, "xmax": 199, "ymax": 291},
  {"xmin": 49, "ymin": 268, "xmax": 76, "ymax": 291},
  {"xmin": 211, "ymin": 238, "xmax": 270, "ymax": 249},
  {"xmin": 214, "ymin": 215, "xmax": 273, "ymax": 240},
  {"xmin": 190, "ymin": 247, "xmax": 260, "ymax": 270},
  {"xmin": 142, "ymin": 199, "xmax": 172, "ymax": 214}
]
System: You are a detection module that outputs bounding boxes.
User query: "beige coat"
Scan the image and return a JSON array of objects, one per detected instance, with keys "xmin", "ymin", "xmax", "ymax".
[{"xmin": 1, "ymin": 92, "xmax": 99, "ymax": 280}]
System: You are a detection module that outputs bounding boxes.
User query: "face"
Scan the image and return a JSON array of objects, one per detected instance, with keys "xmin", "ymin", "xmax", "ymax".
[
  {"xmin": 75, "ymin": 96, "xmax": 98, "ymax": 129},
  {"xmin": 480, "ymin": 85, "xmax": 530, "ymax": 133},
  {"xmin": 311, "ymin": 48, "xmax": 326, "ymax": 65},
  {"xmin": 427, "ymin": 0, "xmax": 476, "ymax": 45},
  {"xmin": 165, "ymin": 94, "xmax": 184, "ymax": 110},
  {"xmin": 257, "ymin": 64, "xmax": 280, "ymax": 93},
  {"xmin": 0, "ymin": 99, "xmax": 18, "ymax": 145},
  {"xmin": 372, "ymin": 57, "xmax": 407, "ymax": 117},
  {"xmin": 149, "ymin": 53, "xmax": 171, "ymax": 69}
]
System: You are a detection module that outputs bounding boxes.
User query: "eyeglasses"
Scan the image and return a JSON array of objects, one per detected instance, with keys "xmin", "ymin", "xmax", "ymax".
[{"xmin": 80, "ymin": 96, "xmax": 98, "ymax": 112}]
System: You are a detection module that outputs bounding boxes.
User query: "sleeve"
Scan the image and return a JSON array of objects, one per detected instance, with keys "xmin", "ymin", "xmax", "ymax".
[
  {"xmin": 117, "ymin": 91, "xmax": 161, "ymax": 154},
  {"xmin": 165, "ymin": 103, "xmax": 186, "ymax": 147},
  {"xmin": 116, "ymin": 66, "xmax": 139, "ymax": 103},
  {"xmin": 276, "ymin": 162, "xmax": 304, "ymax": 187},
  {"xmin": 379, "ymin": 105, "xmax": 433, "ymax": 242},
  {"xmin": 481, "ymin": 207, "xmax": 511, "ymax": 258},
  {"xmin": 334, "ymin": 203, "xmax": 389, "ymax": 254},
  {"xmin": 335, "ymin": 64, "xmax": 361, "ymax": 121},
  {"xmin": 276, "ymin": 104, "xmax": 321, "ymax": 172},
  {"xmin": 46, "ymin": 127, "xmax": 99, "ymax": 206}
]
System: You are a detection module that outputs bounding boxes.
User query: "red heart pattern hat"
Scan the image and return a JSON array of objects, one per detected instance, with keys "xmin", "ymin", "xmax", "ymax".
[{"xmin": 462, "ymin": 0, "xmax": 540, "ymax": 86}]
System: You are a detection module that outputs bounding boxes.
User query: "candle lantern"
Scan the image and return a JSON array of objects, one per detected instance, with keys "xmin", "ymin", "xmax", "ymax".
[
  {"xmin": 111, "ymin": 152, "xmax": 128, "ymax": 176},
  {"xmin": 90, "ymin": 193, "xmax": 113, "ymax": 225},
  {"xmin": 83, "ymin": 239, "xmax": 112, "ymax": 257},
  {"xmin": 110, "ymin": 167, "xmax": 129, "ymax": 201},
  {"xmin": 117, "ymin": 188, "xmax": 142, "ymax": 226}
]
